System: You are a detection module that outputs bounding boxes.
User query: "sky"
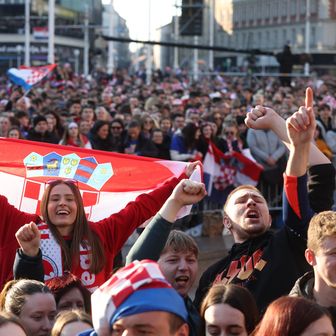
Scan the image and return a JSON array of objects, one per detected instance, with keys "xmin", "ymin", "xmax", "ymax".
[{"xmin": 113, "ymin": 0, "xmax": 179, "ymax": 40}]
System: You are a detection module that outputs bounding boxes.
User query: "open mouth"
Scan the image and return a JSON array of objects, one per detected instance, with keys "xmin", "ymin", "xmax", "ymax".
[
  {"xmin": 246, "ymin": 210, "xmax": 259, "ymax": 219},
  {"xmin": 56, "ymin": 209, "xmax": 70, "ymax": 215},
  {"xmin": 175, "ymin": 275, "xmax": 189, "ymax": 285}
]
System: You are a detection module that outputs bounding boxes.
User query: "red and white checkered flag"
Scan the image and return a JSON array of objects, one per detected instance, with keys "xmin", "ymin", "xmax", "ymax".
[{"xmin": 7, "ymin": 64, "xmax": 57, "ymax": 91}]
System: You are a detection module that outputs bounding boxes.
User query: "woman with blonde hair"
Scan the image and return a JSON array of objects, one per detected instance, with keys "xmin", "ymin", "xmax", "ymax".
[
  {"xmin": 51, "ymin": 310, "xmax": 92, "ymax": 336},
  {"xmin": 4, "ymin": 279, "xmax": 57, "ymax": 336}
]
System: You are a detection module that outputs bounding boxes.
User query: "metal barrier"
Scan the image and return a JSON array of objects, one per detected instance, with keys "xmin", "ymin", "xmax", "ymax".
[{"xmin": 191, "ymin": 181, "xmax": 283, "ymax": 215}]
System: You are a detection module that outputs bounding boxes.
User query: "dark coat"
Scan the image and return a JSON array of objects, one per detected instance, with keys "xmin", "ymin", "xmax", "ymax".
[{"xmin": 26, "ymin": 129, "xmax": 59, "ymax": 144}]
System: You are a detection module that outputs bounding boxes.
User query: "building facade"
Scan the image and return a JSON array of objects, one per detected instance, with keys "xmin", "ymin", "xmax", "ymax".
[
  {"xmin": 0, "ymin": 0, "xmax": 103, "ymax": 73},
  {"xmin": 101, "ymin": 3, "xmax": 130, "ymax": 71},
  {"xmin": 157, "ymin": 0, "xmax": 336, "ymax": 72}
]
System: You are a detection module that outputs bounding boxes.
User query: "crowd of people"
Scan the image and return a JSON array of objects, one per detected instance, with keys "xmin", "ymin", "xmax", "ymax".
[
  {"xmin": 1, "ymin": 66, "xmax": 336, "ymax": 208},
  {"xmin": 1, "ymin": 65, "xmax": 336, "ymax": 335}
]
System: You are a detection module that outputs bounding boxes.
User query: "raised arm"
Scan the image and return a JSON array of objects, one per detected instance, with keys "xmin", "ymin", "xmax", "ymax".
[
  {"xmin": 245, "ymin": 87, "xmax": 330, "ymax": 166},
  {"xmin": 0, "ymin": 195, "xmax": 41, "ymax": 289},
  {"xmin": 95, "ymin": 162, "xmax": 202, "ymax": 256},
  {"xmin": 126, "ymin": 179, "xmax": 206, "ymax": 265},
  {"xmin": 13, "ymin": 222, "xmax": 44, "ymax": 282},
  {"xmin": 285, "ymin": 96, "xmax": 315, "ymax": 176},
  {"xmin": 282, "ymin": 89, "xmax": 316, "ymax": 234}
]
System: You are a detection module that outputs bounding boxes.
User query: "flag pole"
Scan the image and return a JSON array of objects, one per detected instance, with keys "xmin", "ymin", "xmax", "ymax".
[
  {"xmin": 48, "ymin": 0, "xmax": 55, "ymax": 64},
  {"xmin": 24, "ymin": 0, "xmax": 30, "ymax": 66}
]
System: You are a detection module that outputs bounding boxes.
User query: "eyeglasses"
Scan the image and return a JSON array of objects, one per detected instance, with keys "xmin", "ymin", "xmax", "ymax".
[
  {"xmin": 225, "ymin": 131, "xmax": 235, "ymax": 136},
  {"xmin": 111, "ymin": 126, "xmax": 122, "ymax": 130}
]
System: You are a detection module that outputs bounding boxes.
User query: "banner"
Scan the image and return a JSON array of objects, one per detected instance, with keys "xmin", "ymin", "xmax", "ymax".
[
  {"xmin": 7, "ymin": 64, "xmax": 57, "ymax": 91},
  {"xmin": 0, "ymin": 138, "xmax": 198, "ymax": 221}
]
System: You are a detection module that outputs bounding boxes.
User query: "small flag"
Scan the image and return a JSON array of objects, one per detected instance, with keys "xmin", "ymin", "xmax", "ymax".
[
  {"xmin": 7, "ymin": 64, "xmax": 57, "ymax": 91},
  {"xmin": 203, "ymin": 141, "xmax": 263, "ymax": 203}
]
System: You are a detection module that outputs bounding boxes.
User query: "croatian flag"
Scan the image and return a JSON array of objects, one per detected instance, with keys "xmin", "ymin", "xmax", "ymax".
[
  {"xmin": 203, "ymin": 141, "xmax": 263, "ymax": 203},
  {"xmin": 0, "ymin": 138, "xmax": 201, "ymax": 221},
  {"xmin": 7, "ymin": 64, "xmax": 57, "ymax": 91}
]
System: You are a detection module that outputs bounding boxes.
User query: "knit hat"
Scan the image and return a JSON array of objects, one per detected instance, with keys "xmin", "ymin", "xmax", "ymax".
[
  {"xmin": 79, "ymin": 260, "xmax": 188, "ymax": 336},
  {"xmin": 33, "ymin": 115, "xmax": 47, "ymax": 127}
]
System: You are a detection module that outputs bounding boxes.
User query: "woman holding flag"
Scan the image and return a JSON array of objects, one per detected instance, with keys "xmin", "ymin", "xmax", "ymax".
[{"xmin": 0, "ymin": 162, "xmax": 198, "ymax": 292}]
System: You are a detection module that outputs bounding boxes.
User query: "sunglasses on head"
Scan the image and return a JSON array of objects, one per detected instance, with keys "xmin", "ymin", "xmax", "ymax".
[{"xmin": 45, "ymin": 178, "xmax": 79, "ymax": 187}]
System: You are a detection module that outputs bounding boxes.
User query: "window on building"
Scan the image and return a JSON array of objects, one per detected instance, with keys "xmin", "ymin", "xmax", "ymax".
[
  {"xmin": 311, "ymin": 0, "xmax": 318, "ymax": 13},
  {"xmin": 227, "ymin": 34, "xmax": 232, "ymax": 48},
  {"xmin": 242, "ymin": 32, "xmax": 246, "ymax": 48},
  {"xmin": 257, "ymin": 1, "xmax": 262, "ymax": 19},
  {"xmin": 281, "ymin": 0, "xmax": 288, "ymax": 16},
  {"xmin": 290, "ymin": 0, "xmax": 297, "ymax": 15},
  {"xmin": 272, "ymin": 1, "xmax": 279, "ymax": 17},
  {"xmin": 235, "ymin": 4, "xmax": 241, "ymax": 22},
  {"xmin": 300, "ymin": 0, "xmax": 306, "ymax": 15},
  {"xmin": 311, "ymin": 26, "xmax": 316, "ymax": 47},
  {"xmin": 283, "ymin": 29, "xmax": 287, "ymax": 45},
  {"xmin": 301, "ymin": 27, "xmax": 305, "ymax": 47},
  {"xmin": 266, "ymin": 30, "xmax": 270, "ymax": 48},
  {"xmin": 291, "ymin": 28, "xmax": 296, "ymax": 46},
  {"xmin": 265, "ymin": 0, "xmax": 271, "ymax": 18},
  {"xmin": 257, "ymin": 31, "xmax": 262, "ymax": 48},
  {"xmin": 273, "ymin": 30, "xmax": 278, "ymax": 48},
  {"xmin": 241, "ymin": 3, "xmax": 246, "ymax": 20},
  {"xmin": 247, "ymin": 31, "xmax": 254, "ymax": 48}
]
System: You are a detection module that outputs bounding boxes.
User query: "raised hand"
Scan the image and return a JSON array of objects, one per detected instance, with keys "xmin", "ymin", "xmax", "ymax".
[
  {"xmin": 286, "ymin": 88, "xmax": 315, "ymax": 147},
  {"xmin": 245, "ymin": 105, "xmax": 279, "ymax": 130},
  {"xmin": 159, "ymin": 179, "xmax": 206, "ymax": 222},
  {"xmin": 305, "ymin": 86, "xmax": 314, "ymax": 111},
  {"xmin": 185, "ymin": 160, "xmax": 202, "ymax": 178},
  {"xmin": 170, "ymin": 179, "xmax": 207, "ymax": 207},
  {"xmin": 15, "ymin": 222, "xmax": 41, "ymax": 257}
]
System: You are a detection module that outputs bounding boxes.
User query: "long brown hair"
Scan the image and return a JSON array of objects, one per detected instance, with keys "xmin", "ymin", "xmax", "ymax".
[
  {"xmin": 200, "ymin": 283, "xmax": 259, "ymax": 335},
  {"xmin": 40, "ymin": 180, "xmax": 105, "ymax": 274}
]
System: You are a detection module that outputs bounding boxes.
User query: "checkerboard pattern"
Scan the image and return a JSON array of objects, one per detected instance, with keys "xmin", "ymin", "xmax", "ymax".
[
  {"xmin": 213, "ymin": 164, "xmax": 237, "ymax": 190},
  {"xmin": 26, "ymin": 70, "xmax": 46, "ymax": 85},
  {"xmin": 91, "ymin": 260, "xmax": 171, "ymax": 331}
]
